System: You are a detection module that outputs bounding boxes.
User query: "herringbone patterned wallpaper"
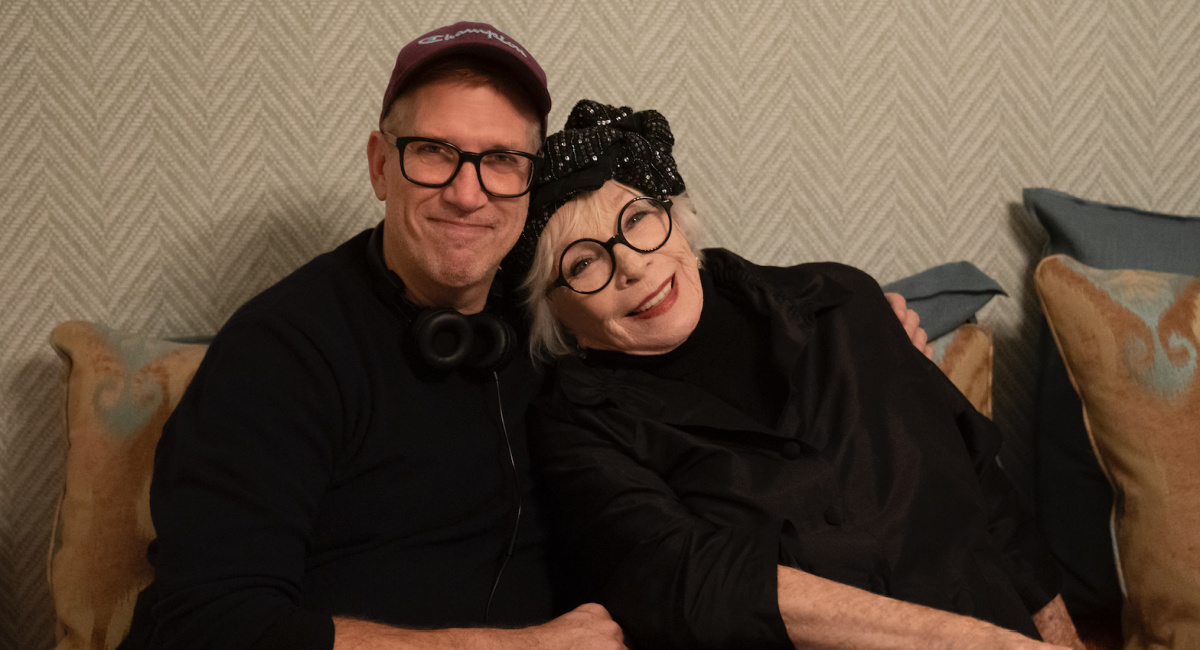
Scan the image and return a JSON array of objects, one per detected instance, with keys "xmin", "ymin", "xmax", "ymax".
[{"xmin": 3, "ymin": 1, "xmax": 1199, "ymax": 646}]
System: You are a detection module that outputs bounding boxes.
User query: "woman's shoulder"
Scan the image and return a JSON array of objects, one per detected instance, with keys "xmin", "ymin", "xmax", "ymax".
[{"xmin": 702, "ymin": 248, "xmax": 882, "ymax": 300}]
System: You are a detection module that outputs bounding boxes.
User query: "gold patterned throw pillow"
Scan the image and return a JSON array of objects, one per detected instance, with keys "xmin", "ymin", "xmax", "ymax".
[
  {"xmin": 49, "ymin": 321, "xmax": 208, "ymax": 650},
  {"xmin": 1035, "ymin": 254, "xmax": 1200, "ymax": 650}
]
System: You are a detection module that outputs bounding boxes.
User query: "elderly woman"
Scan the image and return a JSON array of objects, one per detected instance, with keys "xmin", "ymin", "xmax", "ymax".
[{"xmin": 503, "ymin": 101, "xmax": 1083, "ymax": 649}]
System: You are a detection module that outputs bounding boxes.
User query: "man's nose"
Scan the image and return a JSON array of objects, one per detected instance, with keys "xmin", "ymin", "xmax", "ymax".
[{"xmin": 442, "ymin": 161, "xmax": 489, "ymax": 211}]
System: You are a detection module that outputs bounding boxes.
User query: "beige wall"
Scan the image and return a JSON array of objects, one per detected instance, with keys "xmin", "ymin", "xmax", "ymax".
[{"xmin": 3, "ymin": 1, "xmax": 1199, "ymax": 646}]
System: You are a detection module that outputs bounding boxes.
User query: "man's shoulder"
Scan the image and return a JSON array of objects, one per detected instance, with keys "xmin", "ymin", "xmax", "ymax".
[
  {"xmin": 180, "ymin": 228, "xmax": 388, "ymax": 403},
  {"xmin": 229, "ymin": 228, "xmax": 376, "ymax": 323},
  {"xmin": 199, "ymin": 228, "xmax": 382, "ymax": 360}
]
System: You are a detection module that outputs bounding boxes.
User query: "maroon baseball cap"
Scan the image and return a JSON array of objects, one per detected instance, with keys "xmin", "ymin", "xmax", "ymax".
[{"xmin": 379, "ymin": 21, "xmax": 551, "ymax": 131}]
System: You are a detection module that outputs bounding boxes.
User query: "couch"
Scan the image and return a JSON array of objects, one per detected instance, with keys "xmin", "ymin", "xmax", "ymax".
[
  {"xmin": 45, "ymin": 302, "xmax": 996, "ymax": 649},
  {"xmin": 45, "ymin": 189, "xmax": 1199, "ymax": 649}
]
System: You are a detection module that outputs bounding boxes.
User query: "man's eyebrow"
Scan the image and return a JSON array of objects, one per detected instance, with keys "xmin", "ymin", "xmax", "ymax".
[
  {"xmin": 490, "ymin": 138, "xmax": 540, "ymax": 153},
  {"xmin": 485, "ymin": 142, "xmax": 529, "ymax": 152},
  {"xmin": 412, "ymin": 134, "xmax": 535, "ymax": 153}
]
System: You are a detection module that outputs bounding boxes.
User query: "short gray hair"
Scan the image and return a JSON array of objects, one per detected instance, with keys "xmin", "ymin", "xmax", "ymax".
[{"xmin": 521, "ymin": 183, "xmax": 705, "ymax": 361}]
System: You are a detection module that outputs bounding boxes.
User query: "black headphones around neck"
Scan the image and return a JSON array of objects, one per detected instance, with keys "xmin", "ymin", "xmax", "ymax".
[{"xmin": 367, "ymin": 223, "xmax": 516, "ymax": 373}]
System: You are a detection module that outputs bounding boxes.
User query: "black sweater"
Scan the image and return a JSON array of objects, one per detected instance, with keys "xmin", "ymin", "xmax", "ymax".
[{"xmin": 124, "ymin": 228, "xmax": 555, "ymax": 649}]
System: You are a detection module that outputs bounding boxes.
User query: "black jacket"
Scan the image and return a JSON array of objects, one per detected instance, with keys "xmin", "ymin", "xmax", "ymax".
[{"xmin": 531, "ymin": 248, "xmax": 1059, "ymax": 649}]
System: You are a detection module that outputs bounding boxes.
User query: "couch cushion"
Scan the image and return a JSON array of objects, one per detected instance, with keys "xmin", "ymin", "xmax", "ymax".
[
  {"xmin": 49, "ymin": 321, "xmax": 208, "ymax": 650},
  {"xmin": 1024, "ymin": 187, "xmax": 1200, "ymax": 619},
  {"xmin": 1035, "ymin": 254, "xmax": 1200, "ymax": 650}
]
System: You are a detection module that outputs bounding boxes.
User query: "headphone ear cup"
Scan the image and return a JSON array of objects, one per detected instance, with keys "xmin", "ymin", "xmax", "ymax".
[
  {"xmin": 466, "ymin": 313, "xmax": 516, "ymax": 372},
  {"xmin": 410, "ymin": 308, "xmax": 474, "ymax": 371}
]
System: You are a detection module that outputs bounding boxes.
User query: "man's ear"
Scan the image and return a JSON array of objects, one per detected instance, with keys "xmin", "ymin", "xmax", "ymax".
[{"xmin": 366, "ymin": 131, "xmax": 390, "ymax": 201}]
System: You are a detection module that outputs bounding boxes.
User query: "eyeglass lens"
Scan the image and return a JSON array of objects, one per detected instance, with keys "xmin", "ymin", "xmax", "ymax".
[
  {"xmin": 401, "ymin": 139, "xmax": 534, "ymax": 197},
  {"xmin": 560, "ymin": 198, "xmax": 672, "ymax": 293}
]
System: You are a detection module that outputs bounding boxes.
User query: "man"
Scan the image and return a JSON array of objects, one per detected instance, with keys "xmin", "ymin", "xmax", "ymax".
[{"xmin": 122, "ymin": 22, "xmax": 623, "ymax": 649}]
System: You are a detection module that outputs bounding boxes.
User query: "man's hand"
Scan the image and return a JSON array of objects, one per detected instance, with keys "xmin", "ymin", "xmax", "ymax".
[
  {"xmin": 885, "ymin": 292, "xmax": 934, "ymax": 360},
  {"xmin": 333, "ymin": 603, "xmax": 625, "ymax": 649},
  {"xmin": 522, "ymin": 603, "xmax": 627, "ymax": 649}
]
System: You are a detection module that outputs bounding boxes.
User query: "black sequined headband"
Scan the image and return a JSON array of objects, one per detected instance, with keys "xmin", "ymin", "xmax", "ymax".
[{"xmin": 502, "ymin": 99, "xmax": 686, "ymax": 282}]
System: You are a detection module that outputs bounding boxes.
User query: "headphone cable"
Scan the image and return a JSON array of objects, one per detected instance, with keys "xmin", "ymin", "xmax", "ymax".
[{"xmin": 484, "ymin": 370, "xmax": 523, "ymax": 624}]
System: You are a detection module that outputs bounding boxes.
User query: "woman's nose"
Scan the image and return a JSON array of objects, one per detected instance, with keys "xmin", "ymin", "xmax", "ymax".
[{"xmin": 612, "ymin": 245, "xmax": 648, "ymax": 287}]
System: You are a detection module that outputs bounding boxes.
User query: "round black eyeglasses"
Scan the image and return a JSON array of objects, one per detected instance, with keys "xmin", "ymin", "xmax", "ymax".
[
  {"xmin": 552, "ymin": 196, "xmax": 674, "ymax": 294},
  {"xmin": 390, "ymin": 135, "xmax": 541, "ymax": 198}
]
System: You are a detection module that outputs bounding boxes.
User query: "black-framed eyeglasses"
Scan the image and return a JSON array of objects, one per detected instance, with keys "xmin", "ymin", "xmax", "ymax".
[
  {"xmin": 388, "ymin": 135, "xmax": 541, "ymax": 198},
  {"xmin": 552, "ymin": 196, "xmax": 674, "ymax": 294}
]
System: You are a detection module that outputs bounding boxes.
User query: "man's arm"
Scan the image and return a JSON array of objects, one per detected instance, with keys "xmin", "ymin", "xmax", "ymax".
[
  {"xmin": 776, "ymin": 566, "xmax": 1072, "ymax": 649},
  {"xmin": 146, "ymin": 315, "xmax": 346, "ymax": 649},
  {"xmin": 331, "ymin": 604, "xmax": 625, "ymax": 650}
]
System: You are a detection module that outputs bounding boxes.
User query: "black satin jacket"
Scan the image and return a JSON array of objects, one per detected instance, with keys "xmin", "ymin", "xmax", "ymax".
[{"xmin": 531, "ymin": 248, "xmax": 1059, "ymax": 649}]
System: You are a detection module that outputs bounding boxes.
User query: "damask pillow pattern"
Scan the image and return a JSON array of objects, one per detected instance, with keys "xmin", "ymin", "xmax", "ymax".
[
  {"xmin": 49, "ymin": 321, "xmax": 207, "ymax": 650},
  {"xmin": 1035, "ymin": 254, "xmax": 1200, "ymax": 650},
  {"xmin": 1024, "ymin": 187, "xmax": 1200, "ymax": 619}
]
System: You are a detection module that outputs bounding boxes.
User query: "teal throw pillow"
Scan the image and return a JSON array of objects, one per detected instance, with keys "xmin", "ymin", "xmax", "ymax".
[{"xmin": 882, "ymin": 261, "xmax": 1005, "ymax": 341}]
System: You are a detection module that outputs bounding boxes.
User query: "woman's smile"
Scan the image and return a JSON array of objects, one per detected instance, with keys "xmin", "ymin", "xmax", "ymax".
[{"xmin": 630, "ymin": 275, "xmax": 676, "ymax": 318}]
